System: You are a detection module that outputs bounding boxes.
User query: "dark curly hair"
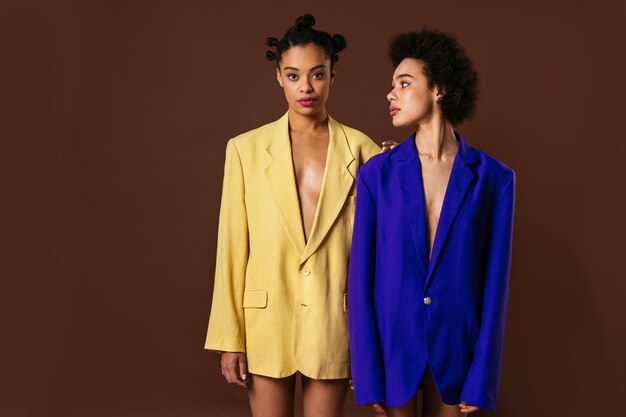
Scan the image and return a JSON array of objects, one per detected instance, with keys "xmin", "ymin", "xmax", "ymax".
[
  {"xmin": 389, "ymin": 30, "xmax": 479, "ymax": 125},
  {"xmin": 266, "ymin": 14, "xmax": 347, "ymax": 69}
]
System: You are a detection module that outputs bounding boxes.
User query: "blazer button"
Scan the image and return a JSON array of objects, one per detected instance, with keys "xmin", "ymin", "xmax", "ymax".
[
  {"xmin": 304, "ymin": 269, "xmax": 311, "ymax": 277},
  {"xmin": 423, "ymin": 297, "xmax": 432, "ymax": 305}
]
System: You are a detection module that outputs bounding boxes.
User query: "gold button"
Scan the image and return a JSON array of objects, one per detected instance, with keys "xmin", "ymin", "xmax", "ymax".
[
  {"xmin": 423, "ymin": 297, "xmax": 432, "ymax": 305},
  {"xmin": 304, "ymin": 269, "xmax": 311, "ymax": 276}
]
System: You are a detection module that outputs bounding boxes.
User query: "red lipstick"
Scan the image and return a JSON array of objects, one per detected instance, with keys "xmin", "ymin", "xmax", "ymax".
[
  {"xmin": 297, "ymin": 97, "xmax": 317, "ymax": 107},
  {"xmin": 389, "ymin": 106, "xmax": 399, "ymax": 117}
]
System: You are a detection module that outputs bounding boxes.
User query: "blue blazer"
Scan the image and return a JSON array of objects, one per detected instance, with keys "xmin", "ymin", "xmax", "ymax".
[{"xmin": 348, "ymin": 133, "xmax": 515, "ymax": 411}]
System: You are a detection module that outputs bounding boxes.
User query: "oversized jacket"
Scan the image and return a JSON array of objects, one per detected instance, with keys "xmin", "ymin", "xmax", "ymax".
[
  {"xmin": 205, "ymin": 111, "xmax": 380, "ymax": 379},
  {"xmin": 348, "ymin": 133, "xmax": 515, "ymax": 410}
]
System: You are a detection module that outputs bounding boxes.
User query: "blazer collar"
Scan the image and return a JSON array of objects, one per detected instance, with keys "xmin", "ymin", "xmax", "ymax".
[
  {"xmin": 264, "ymin": 111, "xmax": 356, "ymax": 263},
  {"xmin": 426, "ymin": 132, "xmax": 477, "ymax": 283},
  {"xmin": 264, "ymin": 112, "xmax": 305, "ymax": 255},
  {"xmin": 393, "ymin": 134, "xmax": 429, "ymax": 277},
  {"xmin": 394, "ymin": 131, "xmax": 478, "ymax": 282}
]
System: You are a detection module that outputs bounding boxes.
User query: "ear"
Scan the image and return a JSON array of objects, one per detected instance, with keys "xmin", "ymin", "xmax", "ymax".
[
  {"xmin": 435, "ymin": 86, "xmax": 446, "ymax": 102},
  {"xmin": 276, "ymin": 67, "xmax": 284, "ymax": 87},
  {"xmin": 330, "ymin": 68, "xmax": 336, "ymax": 85}
]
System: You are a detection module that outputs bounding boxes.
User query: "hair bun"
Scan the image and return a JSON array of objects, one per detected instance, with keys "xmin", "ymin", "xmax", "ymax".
[
  {"xmin": 331, "ymin": 34, "xmax": 347, "ymax": 53},
  {"xmin": 266, "ymin": 51, "xmax": 277, "ymax": 61},
  {"xmin": 266, "ymin": 37, "xmax": 278, "ymax": 47},
  {"xmin": 295, "ymin": 13, "xmax": 315, "ymax": 29}
]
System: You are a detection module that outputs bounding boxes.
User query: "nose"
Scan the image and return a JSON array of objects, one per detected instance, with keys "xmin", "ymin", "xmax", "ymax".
[
  {"xmin": 387, "ymin": 88, "xmax": 396, "ymax": 102},
  {"xmin": 300, "ymin": 78, "xmax": 313, "ymax": 93}
]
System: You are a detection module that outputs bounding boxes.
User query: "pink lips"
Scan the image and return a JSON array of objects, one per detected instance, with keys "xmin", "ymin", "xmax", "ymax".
[
  {"xmin": 389, "ymin": 107, "xmax": 400, "ymax": 117},
  {"xmin": 297, "ymin": 97, "xmax": 317, "ymax": 107}
]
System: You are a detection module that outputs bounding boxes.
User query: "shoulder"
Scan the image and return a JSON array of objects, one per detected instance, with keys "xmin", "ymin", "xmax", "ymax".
[
  {"xmin": 362, "ymin": 147, "xmax": 393, "ymax": 169},
  {"xmin": 465, "ymin": 140, "xmax": 515, "ymax": 194},
  {"xmin": 229, "ymin": 118, "xmax": 280, "ymax": 150},
  {"xmin": 334, "ymin": 119, "xmax": 381, "ymax": 157},
  {"xmin": 356, "ymin": 145, "xmax": 396, "ymax": 185},
  {"xmin": 338, "ymin": 122, "xmax": 375, "ymax": 145},
  {"xmin": 474, "ymin": 147, "xmax": 514, "ymax": 181}
]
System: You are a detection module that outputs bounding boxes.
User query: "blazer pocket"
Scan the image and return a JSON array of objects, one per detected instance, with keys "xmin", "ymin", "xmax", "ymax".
[
  {"xmin": 243, "ymin": 289, "xmax": 267, "ymax": 309},
  {"xmin": 343, "ymin": 293, "xmax": 348, "ymax": 313}
]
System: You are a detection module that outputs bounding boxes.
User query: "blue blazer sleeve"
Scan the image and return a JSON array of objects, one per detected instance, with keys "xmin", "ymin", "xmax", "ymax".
[
  {"xmin": 348, "ymin": 169, "xmax": 386, "ymax": 405},
  {"xmin": 461, "ymin": 173, "xmax": 516, "ymax": 410}
]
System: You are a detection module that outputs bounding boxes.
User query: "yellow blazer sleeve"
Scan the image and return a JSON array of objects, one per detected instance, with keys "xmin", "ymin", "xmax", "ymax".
[{"xmin": 205, "ymin": 139, "xmax": 248, "ymax": 353}]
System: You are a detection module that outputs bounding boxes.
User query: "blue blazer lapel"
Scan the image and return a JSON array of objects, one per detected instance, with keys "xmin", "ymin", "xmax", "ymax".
[
  {"xmin": 426, "ymin": 133, "xmax": 477, "ymax": 282},
  {"xmin": 394, "ymin": 135, "xmax": 430, "ymax": 278}
]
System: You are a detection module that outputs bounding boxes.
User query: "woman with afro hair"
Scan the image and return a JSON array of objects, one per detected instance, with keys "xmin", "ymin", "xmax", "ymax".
[
  {"xmin": 204, "ymin": 14, "xmax": 380, "ymax": 417},
  {"xmin": 348, "ymin": 30, "xmax": 515, "ymax": 417}
]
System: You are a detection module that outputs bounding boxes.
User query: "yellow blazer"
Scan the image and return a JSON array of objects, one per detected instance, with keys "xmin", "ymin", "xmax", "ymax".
[{"xmin": 205, "ymin": 112, "xmax": 380, "ymax": 379}]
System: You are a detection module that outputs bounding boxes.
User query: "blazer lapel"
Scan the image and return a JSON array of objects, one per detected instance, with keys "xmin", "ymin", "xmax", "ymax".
[
  {"xmin": 394, "ymin": 136, "xmax": 430, "ymax": 278},
  {"xmin": 426, "ymin": 133, "xmax": 477, "ymax": 282},
  {"xmin": 300, "ymin": 115, "xmax": 355, "ymax": 265},
  {"xmin": 264, "ymin": 112, "xmax": 306, "ymax": 255}
]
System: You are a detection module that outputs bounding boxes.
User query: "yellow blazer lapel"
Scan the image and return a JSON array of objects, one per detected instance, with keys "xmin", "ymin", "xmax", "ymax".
[
  {"xmin": 264, "ymin": 112, "xmax": 306, "ymax": 255},
  {"xmin": 301, "ymin": 115, "xmax": 355, "ymax": 264}
]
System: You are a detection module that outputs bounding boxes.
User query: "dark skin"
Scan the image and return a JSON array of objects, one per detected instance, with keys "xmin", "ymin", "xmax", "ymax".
[
  {"xmin": 289, "ymin": 113, "xmax": 329, "ymax": 242},
  {"xmin": 220, "ymin": 44, "xmax": 397, "ymax": 417},
  {"xmin": 221, "ymin": 44, "xmax": 346, "ymax": 417},
  {"xmin": 373, "ymin": 57, "xmax": 480, "ymax": 417}
]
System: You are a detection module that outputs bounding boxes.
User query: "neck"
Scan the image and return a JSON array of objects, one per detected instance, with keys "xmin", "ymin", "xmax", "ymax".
[
  {"xmin": 288, "ymin": 109, "xmax": 328, "ymax": 133},
  {"xmin": 414, "ymin": 117, "xmax": 457, "ymax": 161}
]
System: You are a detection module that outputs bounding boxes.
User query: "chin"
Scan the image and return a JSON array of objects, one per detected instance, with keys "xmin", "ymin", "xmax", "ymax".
[
  {"xmin": 391, "ymin": 118, "xmax": 406, "ymax": 128},
  {"xmin": 393, "ymin": 116, "xmax": 417, "ymax": 129},
  {"xmin": 292, "ymin": 106, "xmax": 315, "ymax": 115},
  {"xmin": 306, "ymin": 108, "xmax": 323, "ymax": 116}
]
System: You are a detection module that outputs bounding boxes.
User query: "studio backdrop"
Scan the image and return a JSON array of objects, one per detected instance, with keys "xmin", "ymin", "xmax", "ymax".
[{"xmin": 3, "ymin": 0, "xmax": 624, "ymax": 416}]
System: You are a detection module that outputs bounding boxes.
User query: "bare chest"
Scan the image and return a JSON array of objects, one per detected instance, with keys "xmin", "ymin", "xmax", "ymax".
[
  {"xmin": 420, "ymin": 158, "xmax": 454, "ymax": 253},
  {"xmin": 291, "ymin": 132, "xmax": 329, "ymax": 240},
  {"xmin": 292, "ymin": 139, "xmax": 328, "ymax": 188}
]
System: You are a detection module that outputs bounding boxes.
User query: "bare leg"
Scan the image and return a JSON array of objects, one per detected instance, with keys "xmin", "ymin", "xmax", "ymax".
[
  {"xmin": 422, "ymin": 368, "xmax": 466, "ymax": 417},
  {"xmin": 387, "ymin": 365, "xmax": 467, "ymax": 417},
  {"xmin": 386, "ymin": 389, "xmax": 418, "ymax": 417},
  {"xmin": 248, "ymin": 373, "xmax": 296, "ymax": 417},
  {"xmin": 301, "ymin": 374, "xmax": 350, "ymax": 417}
]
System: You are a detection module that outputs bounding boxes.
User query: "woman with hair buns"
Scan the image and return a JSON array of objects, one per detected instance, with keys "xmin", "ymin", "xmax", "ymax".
[{"xmin": 204, "ymin": 14, "xmax": 380, "ymax": 417}]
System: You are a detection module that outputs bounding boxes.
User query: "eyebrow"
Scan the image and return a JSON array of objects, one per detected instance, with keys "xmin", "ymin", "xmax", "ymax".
[
  {"xmin": 283, "ymin": 64, "xmax": 327, "ymax": 72},
  {"xmin": 395, "ymin": 73, "xmax": 416, "ymax": 81}
]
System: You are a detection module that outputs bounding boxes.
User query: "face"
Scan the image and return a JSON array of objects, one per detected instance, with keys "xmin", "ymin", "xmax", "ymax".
[
  {"xmin": 387, "ymin": 58, "xmax": 443, "ymax": 128},
  {"xmin": 276, "ymin": 43, "xmax": 334, "ymax": 118}
]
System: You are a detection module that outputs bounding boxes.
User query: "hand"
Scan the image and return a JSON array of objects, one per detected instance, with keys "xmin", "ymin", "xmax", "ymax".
[
  {"xmin": 370, "ymin": 401, "xmax": 387, "ymax": 416},
  {"xmin": 459, "ymin": 401, "xmax": 479, "ymax": 413},
  {"xmin": 220, "ymin": 352, "xmax": 248, "ymax": 388},
  {"xmin": 381, "ymin": 140, "xmax": 398, "ymax": 152}
]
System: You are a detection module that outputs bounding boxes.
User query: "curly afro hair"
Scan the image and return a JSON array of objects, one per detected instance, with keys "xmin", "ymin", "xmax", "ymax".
[
  {"xmin": 389, "ymin": 30, "xmax": 479, "ymax": 126},
  {"xmin": 266, "ymin": 14, "xmax": 347, "ymax": 69}
]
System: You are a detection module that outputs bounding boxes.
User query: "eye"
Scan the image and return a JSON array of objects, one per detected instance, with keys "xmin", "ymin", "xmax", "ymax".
[
  {"xmin": 400, "ymin": 81, "xmax": 409, "ymax": 88},
  {"xmin": 312, "ymin": 72, "xmax": 326, "ymax": 79},
  {"xmin": 287, "ymin": 73, "xmax": 298, "ymax": 81}
]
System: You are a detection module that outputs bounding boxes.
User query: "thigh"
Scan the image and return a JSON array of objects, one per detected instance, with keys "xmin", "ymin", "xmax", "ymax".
[
  {"xmin": 248, "ymin": 373, "xmax": 296, "ymax": 417},
  {"xmin": 421, "ymin": 368, "xmax": 466, "ymax": 417},
  {"xmin": 301, "ymin": 375, "xmax": 350, "ymax": 417}
]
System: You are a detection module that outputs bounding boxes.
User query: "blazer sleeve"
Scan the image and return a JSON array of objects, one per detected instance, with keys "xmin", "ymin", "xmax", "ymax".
[
  {"xmin": 461, "ymin": 173, "xmax": 516, "ymax": 410},
  {"xmin": 348, "ymin": 168, "xmax": 386, "ymax": 405},
  {"xmin": 204, "ymin": 139, "xmax": 249, "ymax": 353}
]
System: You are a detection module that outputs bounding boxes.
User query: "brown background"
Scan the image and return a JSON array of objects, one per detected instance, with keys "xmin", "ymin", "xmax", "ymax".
[{"xmin": 3, "ymin": 0, "xmax": 624, "ymax": 416}]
